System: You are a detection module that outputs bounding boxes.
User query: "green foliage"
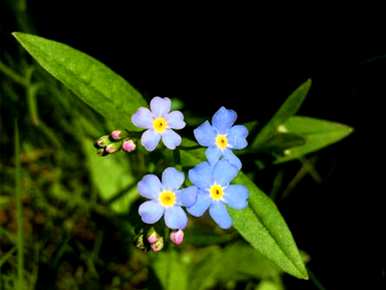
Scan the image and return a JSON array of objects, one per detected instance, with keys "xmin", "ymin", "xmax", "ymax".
[
  {"xmin": 9, "ymin": 28, "xmax": 351, "ymax": 290},
  {"xmin": 252, "ymin": 79, "xmax": 311, "ymax": 148},
  {"xmin": 180, "ymin": 149, "xmax": 308, "ymax": 279},
  {"xmin": 152, "ymin": 250, "xmax": 188, "ymax": 290},
  {"xmin": 82, "ymin": 139, "xmax": 138, "ymax": 213},
  {"xmin": 13, "ymin": 32, "xmax": 146, "ymax": 130},
  {"xmin": 275, "ymin": 116, "xmax": 353, "ymax": 163},
  {"xmin": 14, "ymin": 121, "xmax": 25, "ymax": 290},
  {"xmin": 230, "ymin": 173, "xmax": 308, "ymax": 279}
]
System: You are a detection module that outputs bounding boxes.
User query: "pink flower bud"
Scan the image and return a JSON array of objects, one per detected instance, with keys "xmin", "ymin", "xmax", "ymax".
[
  {"xmin": 147, "ymin": 232, "xmax": 159, "ymax": 244},
  {"xmin": 122, "ymin": 139, "xmax": 136, "ymax": 152},
  {"xmin": 111, "ymin": 130, "xmax": 122, "ymax": 140},
  {"xmin": 170, "ymin": 229, "xmax": 184, "ymax": 246},
  {"xmin": 150, "ymin": 237, "xmax": 164, "ymax": 252}
]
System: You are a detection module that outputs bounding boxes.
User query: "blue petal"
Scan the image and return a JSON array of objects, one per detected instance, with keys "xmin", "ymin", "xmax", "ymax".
[
  {"xmin": 166, "ymin": 111, "xmax": 186, "ymax": 129},
  {"xmin": 176, "ymin": 186, "xmax": 197, "ymax": 207},
  {"xmin": 161, "ymin": 129, "xmax": 182, "ymax": 150},
  {"xmin": 209, "ymin": 202, "xmax": 232, "ymax": 229},
  {"xmin": 150, "ymin": 96, "xmax": 171, "ymax": 116},
  {"xmin": 137, "ymin": 174, "xmax": 162, "ymax": 199},
  {"xmin": 228, "ymin": 125, "xmax": 248, "ymax": 149},
  {"xmin": 223, "ymin": 185, "xmax": 249, "ymax": 209},
  {"xmin": 138, "ymin": 200, "xmax": 164, "ymax": 224},
  {"xmin": 162, "ymin": 167, "xmax": 185, "ymax": 190},
  {"xmin": 141, "ymin": 129, "xmax": 161, "ymax": 151},
  {"xmin": 193, "ymin": 121, "xmax": 216, "ymax": 147},
  {"xmin": 187, "ymin": 190, "xmax": 211, "ymax": 217},
  {"xmin": 164, "ymin": 206, "xmax": 188, "ymax": 229},
  {"xmin": 131, "ymin": 107, "xmax": 154, "ymax": 129},
  {"xmin": 188, "ymin": 162, "xmax": 213, "ymax": 189},
  {"xmin": 212, "ymin": 107, "xmax": 237, "ymax": 133},
  {"xmin": 213, "ymin": 159, "xmax": 239, "ymax": 186},
  {"xmin": 205, "ymin": 147, "xmax": 222, "ymax": 165},
  {"xmin": 223, "ymin": 149, "xmax": 242, "ymax": 170}
]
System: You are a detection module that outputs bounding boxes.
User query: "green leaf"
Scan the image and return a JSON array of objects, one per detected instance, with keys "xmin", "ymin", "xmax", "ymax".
[
  {"xmin": 13, "ymin": 32, "xmax": 146, "ymax": 130},
  {"xmin": 152, "ymin": 251, "xmax": 188, "ymax": 290},
  {"xmin": 179, "ymin": 149, "xmax": 308, "ymax": 280},
  {"xmin": 256, "ymin": 280, "xmax": 283, "ymax": 290},
  {"xmin": 229, "ymin": 173, "xmax": 308, "ymax": 279},
  {"xmin": 188, "ymin": 243, "xmax": 282, "ymax": 290},
  {"xmin": 216, "ymin": 242, "xmax": 282, "ymax": 282},
  {"xmin": 275, "ymin": 116, "xmax": 353, "ymax": 163},
  {"xmin": 82, "ymin": 139, "xmax": 138, "ymax": 213},
  {"xmin": 252, "ymin": 79, "xmax": 311, "ymax": 148},
  {"xmin": 187, "ymin": 247, "xmax": 221, "ymax": 290}
]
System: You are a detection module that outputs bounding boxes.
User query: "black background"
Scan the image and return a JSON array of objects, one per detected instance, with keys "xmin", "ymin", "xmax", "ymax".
[{"xmin": 1, "ymin": 2, "xmax": 384, "ymax": 289}]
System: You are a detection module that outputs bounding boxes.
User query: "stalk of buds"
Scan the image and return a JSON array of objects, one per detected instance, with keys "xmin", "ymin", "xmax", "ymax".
[{"xmin": 95, "ymin": 130, "xmax": 136, "ymax": 156}]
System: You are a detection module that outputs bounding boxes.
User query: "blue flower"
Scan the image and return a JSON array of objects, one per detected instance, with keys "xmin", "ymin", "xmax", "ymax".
[
  {"xmin": 193, "ymin": 106, "xmax": 248, "ymax": 170},
  {"xmin": 138, "ymin": 167, "xmax": 197, "ymax": 229},
  {"xmin": 187, "ymin": 160, "xmax": 249, "ymax": 229},
  {"xmin": 132, "ymin": 96, "xmax": 186, "ymax": 151}
]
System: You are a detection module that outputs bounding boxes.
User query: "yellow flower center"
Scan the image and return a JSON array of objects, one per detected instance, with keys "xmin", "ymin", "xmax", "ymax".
[
  {"xmin": 153, "ymin": 117, "xmax": 168, "ymax": 133},
  {"xmin": 215, "ymin": 134, "xmax": 228, "ymax": 150},
  {"xmin": 209, "ymin": 184, "xmax": 224, "ymax": 201},
  {"xmin": 159, "ymin": 191, "xmax": 176, "ymax": 207}
]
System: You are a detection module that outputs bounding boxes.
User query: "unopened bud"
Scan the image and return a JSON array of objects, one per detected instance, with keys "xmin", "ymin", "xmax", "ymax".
[
  {"xmin": 96, "ymin": 135, "xmax": 111, "ymax": 147},
  {"xmin": 147, "ymin": 228, "xmax": 160, "ymax": 244},
  {"xmin": 150, "ymin": 237, "xmax": 164, "ymax": 252},
  {"xmin": 170, "ymin": 229, "xmax": 184, "ymax": 246},
  {"xmin": 96, "ymin": 148, "xmax": 106, "ymax": 156},
  {"xmin": 111, "ymin": 130, "xmax": 122, "ymax": 140},
  {"xmin": 122, "ymin": 139, "xmax": 136, "ymax": 152},
  {"xmin": 105, "ymin": 142, "xmax": 121, "ymax": 154},
  {"xmin": 135, "ymin": 234, "xmax": 145, "ymax": 250}
]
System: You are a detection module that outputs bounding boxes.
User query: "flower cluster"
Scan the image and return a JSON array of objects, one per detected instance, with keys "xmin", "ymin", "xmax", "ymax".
[
  {"xmin": 132, "ymin": 97, "xmax": 250, "ymax": 235},
  {"xmin": 95, "ymin": 130, "xmax": 136, "ymax": 155}
]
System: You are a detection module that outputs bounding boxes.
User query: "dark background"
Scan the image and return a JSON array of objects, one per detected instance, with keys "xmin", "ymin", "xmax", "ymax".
[{"xmin": 1, "ymin": 2, "xmax": 383, "ymax": 289}]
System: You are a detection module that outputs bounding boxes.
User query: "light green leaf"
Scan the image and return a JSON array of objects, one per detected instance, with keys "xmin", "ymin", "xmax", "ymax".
[
  {"xmin": 152, "ymin": 251, "xmax": 188, "ymax": 290},
  {"xmin": 256, "ymin": 280, "xmax": 283, "ymax": 290},
  {"xmin": 252, "ymin": 79, "xmax": 311, "ymax": 148},
  {"xmin": 275, "ymin": 116, "xmax": 353, "ymax": 163},
  {"xmin": 13, "ymin": 32, "xmax": 146, "ymax": 130},
  {"xmin": 180, "ymin": 149, "xmax": 308, "ymax": 280},
  {"xmin": 216, "ymin": 242, "xmax": 281, "ymax": 282},
  {"xmin": 82, "ymin": 139, "xmax": 137, "ymax": 213},
  {"xmin": 189, "ymin": 243, "xmax": 282, "ymax": 290}
]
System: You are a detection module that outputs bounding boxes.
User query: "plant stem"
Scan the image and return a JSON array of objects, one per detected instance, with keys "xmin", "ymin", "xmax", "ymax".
[
  {"xmin": 0, "ymin": 61, "xmax": 28, "ymax": 87},
  {"xmin": 15, "ymin": 120, "xmax": 25, "ymax": 290}
]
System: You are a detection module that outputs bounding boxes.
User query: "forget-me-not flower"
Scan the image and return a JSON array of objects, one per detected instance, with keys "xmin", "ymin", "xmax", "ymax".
[
  {"xmin": 193, "ymin": 106, "xmax": 248, "ymax": 170},
  {"xmin": 138, "ymin": 167, "xmax": 197, "ymax": 229},
  {"xmin": 132, "ymin": 96, "xmax": 186, "ymax": 151},
  {"xmin": 187, "ymin": 160, "xmax": 249, "ymax": 229}
]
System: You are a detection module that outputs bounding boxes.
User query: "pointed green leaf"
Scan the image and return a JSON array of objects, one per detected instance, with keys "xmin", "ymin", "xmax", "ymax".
[
  {"xmin": 275, "ymin": 116, "xmax": 353, "ymax": 163},
  {"xmin": 13, "ymin": 32, "xmax": 146, "ymax": 130},
  {"xmin": 180, "ymin": 149, "xmax": 308, "ymax": 280},
  {"xmin": 253, "ymin": 79, "xmax": 311, "ymax": 148},
  {"xmin": 229, "ymin": 173, "xmax": 308, "ymax": 279},
  {"xmin": 152, "ymin": 251, "xmax": 188, "ymax": 290}
]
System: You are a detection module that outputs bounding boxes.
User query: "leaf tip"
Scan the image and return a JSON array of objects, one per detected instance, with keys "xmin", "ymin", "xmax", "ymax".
[{"xmin": 12, "ymin": 32, "xmax": 26, "ymax": 43}]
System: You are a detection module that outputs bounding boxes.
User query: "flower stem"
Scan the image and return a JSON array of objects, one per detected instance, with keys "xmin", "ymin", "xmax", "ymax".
[{"xmin": 0, "ymin": 61, "xmax": 28, "ymax": 87}]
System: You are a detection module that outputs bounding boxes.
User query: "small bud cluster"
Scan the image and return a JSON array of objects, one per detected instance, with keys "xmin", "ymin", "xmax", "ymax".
[
  {"xmin": 94, "ymin": 130, "xmax": 136, "ymax": 156},
  {"xmin": 135, "ymin": 227, "xmax": 184, "ymax": 253}
]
